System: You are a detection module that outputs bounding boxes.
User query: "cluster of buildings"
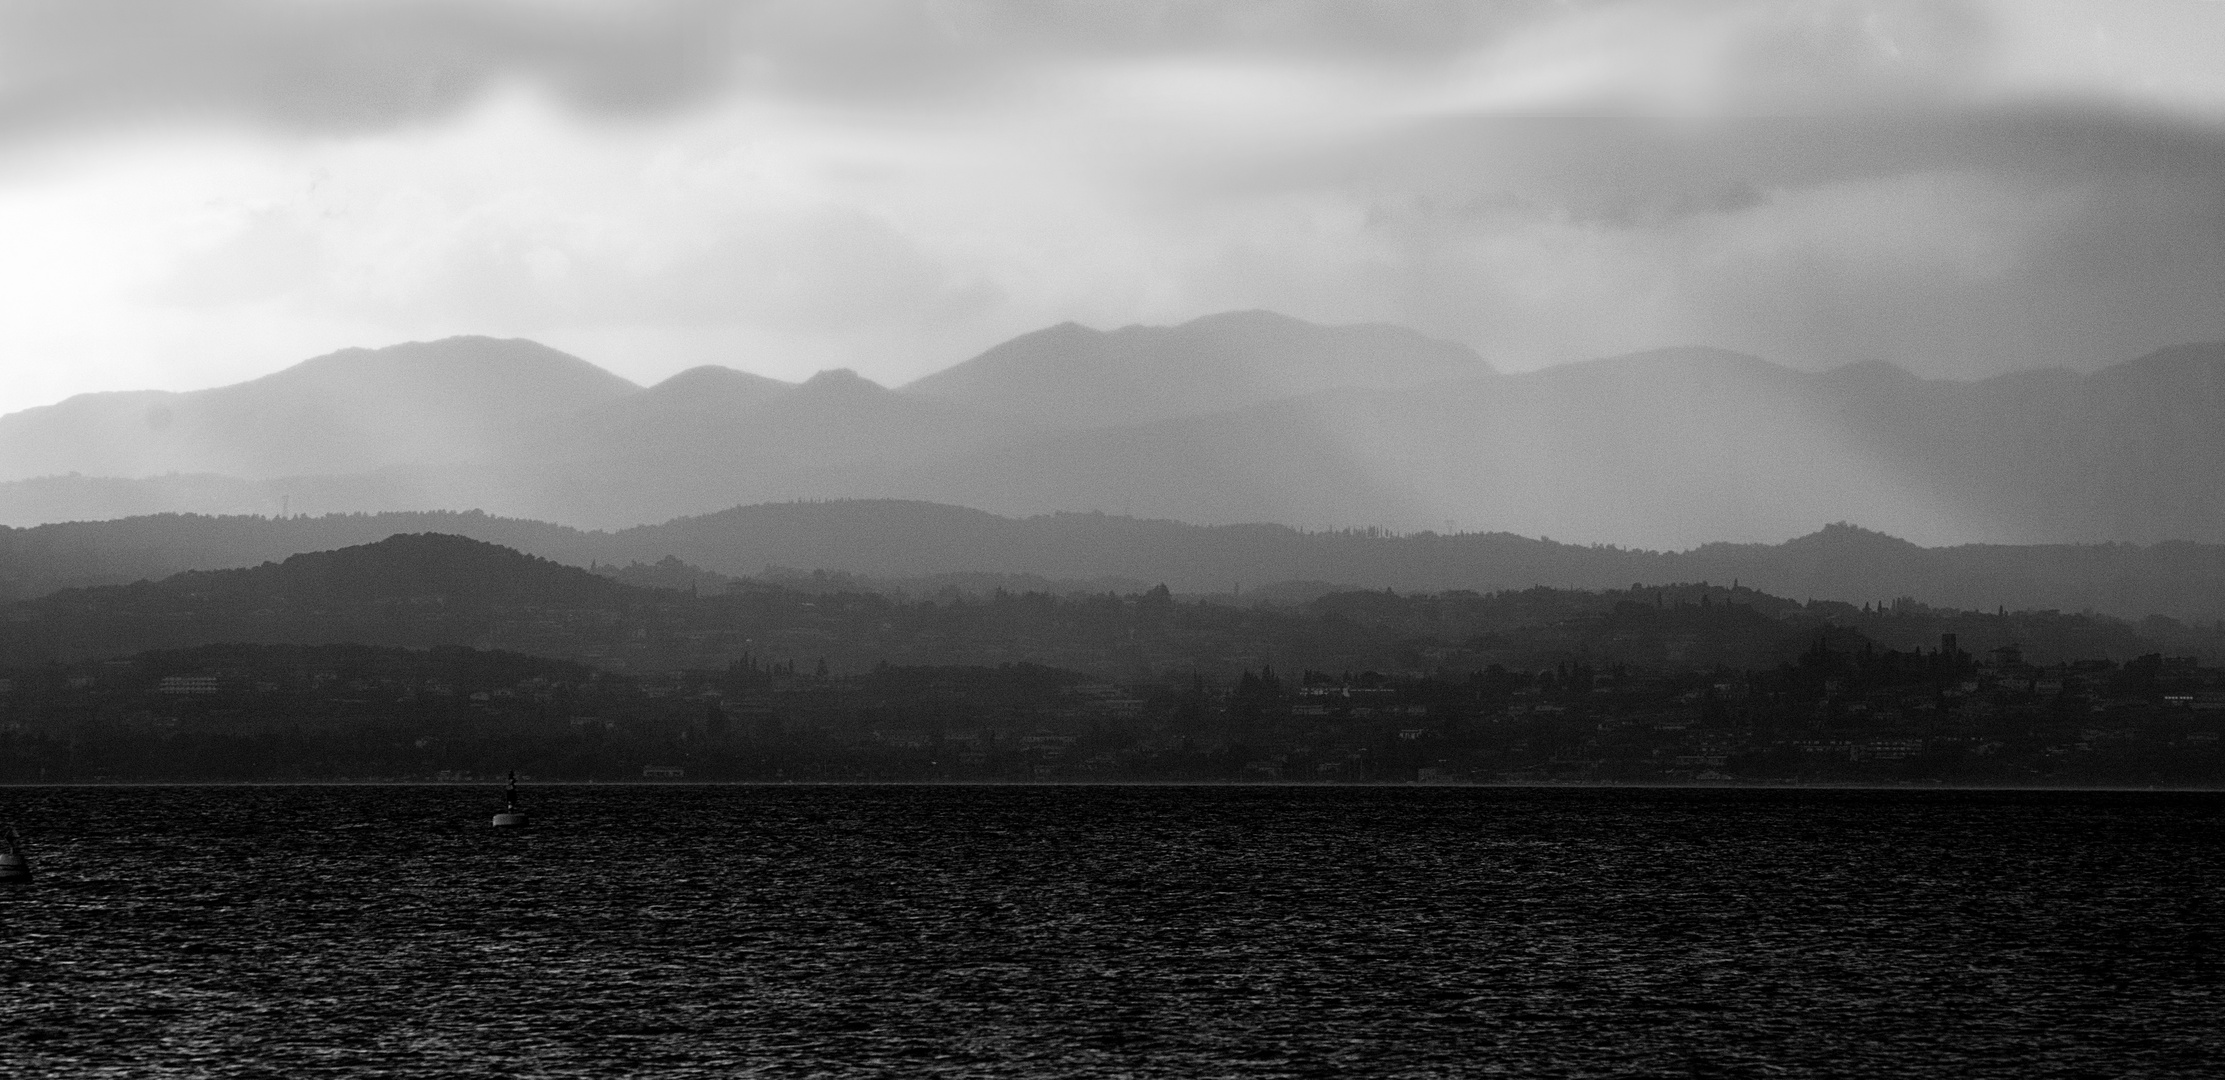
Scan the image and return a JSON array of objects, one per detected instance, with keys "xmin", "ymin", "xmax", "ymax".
[{"xmin": 2, "ymin": 633, "xmax": 2219, "ymax": 785}]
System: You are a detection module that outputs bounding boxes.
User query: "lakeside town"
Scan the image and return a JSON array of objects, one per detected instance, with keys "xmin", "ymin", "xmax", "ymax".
[{"xmin": 5, "ymin": 632, "xmax": 2219, "ymax": 786}]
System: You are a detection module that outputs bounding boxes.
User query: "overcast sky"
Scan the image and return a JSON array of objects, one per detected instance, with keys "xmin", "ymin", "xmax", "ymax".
[{"xmin": 3, "ymin": 0, "xmax": 2223, "ymax": 415}]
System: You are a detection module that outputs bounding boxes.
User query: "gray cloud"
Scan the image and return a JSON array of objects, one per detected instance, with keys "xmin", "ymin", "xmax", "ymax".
[
  {"xmin": 1151, "ymin": 97, "xmax": 2225, "ymax": 376},
  {"xmin": 4, "ymin": 1, "xmax": 2214, "ymax": 173},
  {"xmin": 0, "ymin": 0, "xmax": 1570, "ymax": 140},
  {"xmin": 1318, "ymin": 107, "xmax": 2225, "ymax": 227},
  {"xmin": 0, "ymin": 0, "xmax": 745, "ymax": 138}
]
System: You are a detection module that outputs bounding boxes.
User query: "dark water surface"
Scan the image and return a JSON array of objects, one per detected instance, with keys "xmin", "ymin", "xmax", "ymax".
[{"xmin": 1, "ymin": 786, "xmax": 2220, "ymax": 1077}]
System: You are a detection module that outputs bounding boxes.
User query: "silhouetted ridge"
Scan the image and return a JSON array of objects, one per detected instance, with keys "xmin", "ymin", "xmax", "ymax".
[
  {"xmin": 137, "ymin": 533, "xmax": 630, "ymax": 608},
  {"xmin": 1778, "ymin": 522, "xmax": 1927, "ymax": 555},
  {"xmin": 0, "ymin": 335, "xmax": 638, "ymax": 483},
  {"xmin": 7, "ymin": 530, "xmax": 2211, "ymax": 675},
  {"xmin": 251, "ymin": 336, "xmax": 633, "ymax": 394},
  {"xmin": 7, "ymin": 503, "xmax": 2225, "ymax": 622}
]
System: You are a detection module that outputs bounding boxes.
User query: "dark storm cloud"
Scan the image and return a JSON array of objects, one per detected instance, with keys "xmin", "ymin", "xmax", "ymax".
[
  {"xmin": 0, "ymin": 0, "xmax": 746, "ymax": 136},
  {"xmin": 735, "ymin": 0, "xmax": 1552, "ymax": 98},
  {"xmin": 1319, "ymin": 106, "xmax": 2225, "ymax": 228},
  {"xmin": 1177, "ymin": 101, "xmax": 2225, "ymax": 363},
  {"xmin": 0, "ymin": 0, "xmax": 1555, "ymax": 139}
]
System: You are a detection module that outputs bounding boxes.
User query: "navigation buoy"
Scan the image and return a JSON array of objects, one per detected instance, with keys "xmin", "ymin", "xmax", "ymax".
[
  {"xmin": 0, "ymin": 827, "xmax": 31, "ymax": 884},
  {"xmin": 492, "ymin": 771, "xmax": 527, "ymax": 827}
]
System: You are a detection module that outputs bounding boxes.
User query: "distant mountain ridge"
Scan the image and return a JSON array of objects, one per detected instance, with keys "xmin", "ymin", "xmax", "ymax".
[
  {"xmin": 900, "ymin": 310, "xmax": 1486, "ymax": 428},
  {"xmin": 2, "ymin": 315, "xmax": 2223, "ymax": 546},
  {"xmin": 4, "ymin": 501, "xmax": 2222, "ymax": 623},
  {"xmin": 0, "ymin": 337, "xmax": 639, "ymax": 482}
]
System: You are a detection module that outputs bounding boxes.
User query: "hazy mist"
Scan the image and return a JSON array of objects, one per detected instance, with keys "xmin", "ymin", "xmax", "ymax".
[{"xmin": 5, "ymin": 1, "xmax": 2225, "ymax": 417}]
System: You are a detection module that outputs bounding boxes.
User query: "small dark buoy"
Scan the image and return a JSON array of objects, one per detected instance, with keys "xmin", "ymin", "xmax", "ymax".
[
  {"xmin": 492, "ymin": 771, "xmax": 527, "ymax": 827},
  {"xmin": 0, "ymin": 827, "xmax": 31, "ymax": 884}
]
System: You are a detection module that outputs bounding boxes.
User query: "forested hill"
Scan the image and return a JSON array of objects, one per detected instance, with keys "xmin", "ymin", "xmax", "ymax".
[
  {"xmin": 8, "ymin": 534, "xmax": 644, "ymax": 664},
  {"xmin": 4, "ymin": 502, "xmax": 2224, "ymax": 622},
  {"xmin": 0, "ymin": 510, "xmax": 600, "ymax": 600},
  {"xmin": 98, "ymin": 532, "xmax": 629, "ymax": 609},
  {"xmin": 4, "ymin": 532, "xmax": 2216, "ymax": 674}
]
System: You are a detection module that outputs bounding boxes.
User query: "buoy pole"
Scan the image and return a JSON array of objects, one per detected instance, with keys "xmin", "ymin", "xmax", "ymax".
[
  {"xmin": 0, "ymin": 826, "xmax": 31, "ymax": 884},
  {"xmin": 492, "ymin": 771, "xmax": 526, "ymax": 827}
]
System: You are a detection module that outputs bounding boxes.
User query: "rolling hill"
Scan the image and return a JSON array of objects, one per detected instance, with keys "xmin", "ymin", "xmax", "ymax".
[
  {"xmin": 4, "ymin": 502, "xmax": 2222, "ymax": 626},
  {"xmin": 5, "ymin": 529, "xmax": 2207, "ymax": 673}
]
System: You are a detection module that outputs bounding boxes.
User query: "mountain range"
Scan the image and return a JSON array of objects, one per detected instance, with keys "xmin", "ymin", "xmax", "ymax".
[
  {"xmin": 3, "ymin": 311, "xmax": 2222, "ymax": 547},
  {"xmin": 5, "ymin": 501, "xmax": 2223, "ymax": 626}
]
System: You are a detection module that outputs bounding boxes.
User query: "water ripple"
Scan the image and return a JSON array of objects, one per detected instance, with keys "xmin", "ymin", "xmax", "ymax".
[{"xmin": 0, "ymin": 786, "xmax": 2219, "ymax": 1077}]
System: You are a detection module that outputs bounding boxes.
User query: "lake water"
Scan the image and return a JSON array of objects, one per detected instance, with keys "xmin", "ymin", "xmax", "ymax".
[{"xmin": 2, "ymin": 785, "xmax": 2220, "ymax": 1077}]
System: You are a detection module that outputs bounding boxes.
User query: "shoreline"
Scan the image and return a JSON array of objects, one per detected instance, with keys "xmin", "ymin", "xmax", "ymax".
[{"xmin": 5, "ymin": 779, "xmax": 2222, "ymax": 793}]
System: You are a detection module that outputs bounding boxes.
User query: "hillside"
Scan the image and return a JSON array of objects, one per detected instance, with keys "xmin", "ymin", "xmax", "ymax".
[
  {"xmin": 136, "ymin": 532, "xmax": 628, "ymax": 609},
  {"xmin": 8, "ymin": 533, "xmax": 639, "ymax": 661},
  {"xmin": 3, "ymin": 503, "xmax": 2222, "ymax": 624}
]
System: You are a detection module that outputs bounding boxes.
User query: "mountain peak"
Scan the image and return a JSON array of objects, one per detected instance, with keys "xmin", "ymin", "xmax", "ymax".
[
  {"xmin": 1782, "ymin": 522, "xmax": 1926, "ymax": 555},
  {"xmin": 800, "ymin": 368, "xmax": 889, "ymax": 395},
  {"xmin": 268, "ymin": 336, "xmax": 636, "ymax": 392},
  {"xmin": 646, "ymin": 365, "xmax": 795, "ymax": 404},
  {"xmin": 0, "ymin": 335, "xmax": 638, "ymax": 484},
  {"xmin": 903, "ymin": 309, "xmax": 1483, "ymax": 429}
]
